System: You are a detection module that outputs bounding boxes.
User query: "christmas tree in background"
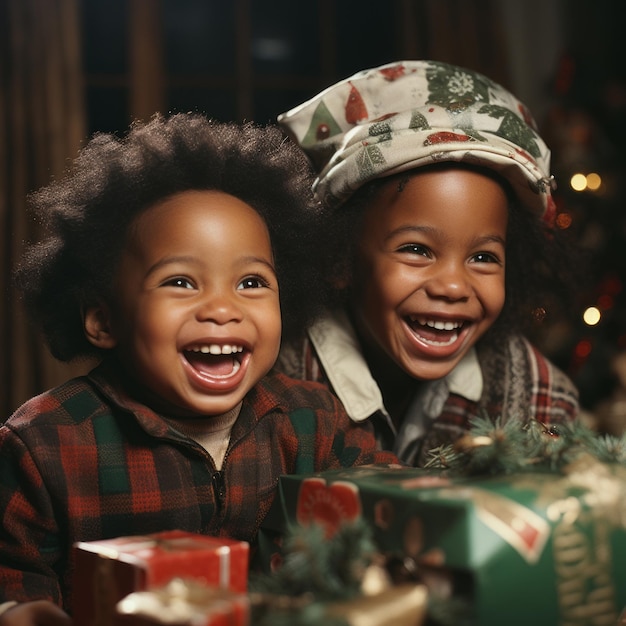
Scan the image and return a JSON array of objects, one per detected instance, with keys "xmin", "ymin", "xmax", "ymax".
[{"xmin": 535, "ymin": 50, "xmax": 626, "ymax": 431}]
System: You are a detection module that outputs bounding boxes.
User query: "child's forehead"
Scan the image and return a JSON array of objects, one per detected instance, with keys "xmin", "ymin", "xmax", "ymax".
[
  {"xmin": 359, "ymin": 166, "xmax": 509, "ymax": 232},
  {"xmin": 137, "ymin": 189, "xmax": 267, "ymax": 227},
  {"xmin": 365, "ymin": 164, "xmax": 507, "ymax": 206},
  {"xmin": 126, "ymin": 190, "xmax": 272, "ymax": 253}
]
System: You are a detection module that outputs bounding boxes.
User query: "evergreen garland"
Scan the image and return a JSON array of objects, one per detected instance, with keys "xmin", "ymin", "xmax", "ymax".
[
  {"xmin": 249, "ymin": 520, "xmax": 375, "ymax": 626},
  {"xmin": 250, "ymin": 520, "xmax": 376, "ymax": 602},
  {"xmin": 424, "ymin": 416, "xmax": 626, "ymax": 475}
]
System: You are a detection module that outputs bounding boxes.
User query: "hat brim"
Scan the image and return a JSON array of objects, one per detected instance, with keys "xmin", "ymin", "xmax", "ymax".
[{"xmin": 313, "ymin": 122, "xmax": 555, "ymax": 216}]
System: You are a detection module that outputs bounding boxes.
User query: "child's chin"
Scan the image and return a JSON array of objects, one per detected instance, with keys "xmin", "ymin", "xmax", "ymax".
[{"xmin": 402, "ymin": 357, "xmax": 462, "ymax": 382}]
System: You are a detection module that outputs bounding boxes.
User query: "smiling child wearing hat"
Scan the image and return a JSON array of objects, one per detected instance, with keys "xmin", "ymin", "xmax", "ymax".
[{"xmin": 277, "ymin": 60, "xmax": 580, "ymax": 466}]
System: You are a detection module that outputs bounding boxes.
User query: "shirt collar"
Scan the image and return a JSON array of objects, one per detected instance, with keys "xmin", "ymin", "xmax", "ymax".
[{"xmin": 308, "ymin": 310, "xmax": 483, "ymax": 422}]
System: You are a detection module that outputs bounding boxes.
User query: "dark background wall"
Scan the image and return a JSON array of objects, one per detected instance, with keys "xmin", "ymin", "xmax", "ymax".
[{"xmin": 3, "ymin": 0, "xmax": 625, "ymax": 429}]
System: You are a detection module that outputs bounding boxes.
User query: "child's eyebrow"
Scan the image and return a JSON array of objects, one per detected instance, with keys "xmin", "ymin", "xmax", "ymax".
[
  {"xmin": 383, "ymin": 224, "xmax": 435, "ymax": 241},
  {"xmin": 238, "ymin": 255, "xmax": 277, "ymax": 273},
  {"xmin": 385, "ymin": 225, "xmax": 506, "ymax": 246},
  {"xmin": 146, "ymin": 255, "xmax": 277, "ymax": 276},
  {"xmin": 146, "ymin": 256, "xmax": 198, "ymax": 276},
  {"xmin": 476, "ymin": 234, "xmax": 506, "ymax": 246}
]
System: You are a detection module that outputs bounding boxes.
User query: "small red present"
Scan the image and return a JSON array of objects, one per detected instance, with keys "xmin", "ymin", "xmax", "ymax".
[{"xmin": 72, "ymin": 530, "xmax": 249, "ymax": 626}]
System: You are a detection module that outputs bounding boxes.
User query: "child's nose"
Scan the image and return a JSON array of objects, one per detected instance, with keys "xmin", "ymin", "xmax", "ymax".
[
  {"xmin": 195, "ymin": 290, "xmax": 243, "ymax": 324},
  {"xmin": 424, "ymin": 263, "xmax": 472, "ymax": 301}
]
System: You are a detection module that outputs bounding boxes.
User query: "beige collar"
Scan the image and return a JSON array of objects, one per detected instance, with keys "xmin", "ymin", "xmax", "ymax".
[{"xmin": 308, "ymin": 310, "xmax": 483, "ymax": 422}]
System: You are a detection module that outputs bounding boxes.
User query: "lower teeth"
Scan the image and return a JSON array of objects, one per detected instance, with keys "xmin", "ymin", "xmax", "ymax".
[{"xmin": 420, "ymin": 332, "xmax": 458, "ymax": 346}]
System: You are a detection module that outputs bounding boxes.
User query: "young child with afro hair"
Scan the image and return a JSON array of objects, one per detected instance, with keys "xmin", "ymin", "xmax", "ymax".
[{"xmin": 0, "ymin": 113, "xmax": 397, "ymax": 626}]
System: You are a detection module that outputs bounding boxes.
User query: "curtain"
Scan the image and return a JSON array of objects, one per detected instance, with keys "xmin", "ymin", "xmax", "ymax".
[{"xmin": 1, "ymin": 0, "xmax": 88, "ymax": 417}]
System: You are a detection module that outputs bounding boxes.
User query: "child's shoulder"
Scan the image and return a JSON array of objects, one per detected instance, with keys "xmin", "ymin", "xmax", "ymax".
[
  {"xmin": 478, "ymin": 333, "xmax": 571, "ymax": 380},
  {"xmin": 6, "ymin": 374, "xmax": 102, "ymax": 430},
  {"xmin": 477, "ymin": 332, "xmax": 579, "ymax": 411}
]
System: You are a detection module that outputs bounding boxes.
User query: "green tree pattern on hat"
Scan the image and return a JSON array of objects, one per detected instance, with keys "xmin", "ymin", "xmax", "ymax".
[
  {"xmin": 478, "ymin": 104, "xmax": 542, "ymax": 159},
  {"xmin": 301, "ymin": 100, "xmax": 342, "ymax": 148},
  {"xmin": 356, "ymin": 144, "xmax": 386, "ymax": 182},
  {"xmin": 409, "ymin": 111, "xmax": 431, "ymax": 131}
]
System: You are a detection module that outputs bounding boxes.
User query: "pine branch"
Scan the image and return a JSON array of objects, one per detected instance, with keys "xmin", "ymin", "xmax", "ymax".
[
  {"xmin": 250, "ymin": 519, "xmax": 376, "ymax": 601},
  {"xmin": 424, "ymin": 416, "xmax": 626, "ymax": 476}
]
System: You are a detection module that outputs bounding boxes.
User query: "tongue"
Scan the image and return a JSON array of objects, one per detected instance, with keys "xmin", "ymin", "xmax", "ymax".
[
  {"xmin": 414, "ymin": 324, "xmax": 446, "ymax": 342},
  {"xmin": 410, "ymin": 322, "xmax": 458, "ymax": 345},
  {"xmin": 187, "ymin": 353, "xmax": 237, "ymax": 377}
]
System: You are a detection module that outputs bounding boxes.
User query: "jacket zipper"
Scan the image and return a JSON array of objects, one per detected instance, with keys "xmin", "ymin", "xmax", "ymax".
[{"xmin": 211, "ymin": 470, "xmax": 226, "ymax": 515}]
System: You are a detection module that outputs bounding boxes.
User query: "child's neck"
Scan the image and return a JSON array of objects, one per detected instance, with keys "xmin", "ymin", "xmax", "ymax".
[
  {"xmin": 164, "ymin": 404, "xmax": 241, "ymax": 470},
  {"xmin": 352, "ymin": 321, "xmax": 421, "ymax": 428}
]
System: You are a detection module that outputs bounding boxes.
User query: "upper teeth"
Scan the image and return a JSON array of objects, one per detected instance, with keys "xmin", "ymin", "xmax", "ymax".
[
  {"xmin": 188, "ymin": 345, "xmax": 244, "ymax": 355},
  {"xmin": 413, "ymin": 317, "xmax": 462, "ymax": 331}
]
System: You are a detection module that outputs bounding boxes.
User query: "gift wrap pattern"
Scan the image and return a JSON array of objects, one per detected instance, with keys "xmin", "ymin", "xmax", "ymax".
[{"xmin": 259, "ymin": 461, "xmax": 626, "ymax": 625}]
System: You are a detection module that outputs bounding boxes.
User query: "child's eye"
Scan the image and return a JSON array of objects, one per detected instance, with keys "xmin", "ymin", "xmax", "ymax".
[
  {"xmin": 162, "ymin": 277, "xmax": 195, "ymax": 289},
  {"xmin": 237, "ymin": 276, "xmax": 268, "ymax": 290},
  {"xmin": 471, "ymin": 252, "xmax": 501, "ymax": 264},
  {"xmin": 397, "ymin": 243, "xmax": 431, "ymax": 257}
]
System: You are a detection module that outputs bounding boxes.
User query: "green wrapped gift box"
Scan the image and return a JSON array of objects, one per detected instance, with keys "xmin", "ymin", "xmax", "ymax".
[{"xmin": 258, "ymin": 458, "xmax": 626, "ymax": 625}]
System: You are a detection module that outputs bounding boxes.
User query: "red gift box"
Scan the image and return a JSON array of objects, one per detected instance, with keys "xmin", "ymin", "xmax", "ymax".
[{"xmin": 72, "ymin": 530, "xmax": 249, "ymax": 626}]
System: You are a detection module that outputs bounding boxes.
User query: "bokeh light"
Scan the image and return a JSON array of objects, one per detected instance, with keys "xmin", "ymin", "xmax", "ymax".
[
  {"xmin": 586, "ymin": 172, "xmax": 602, "ymax": 191},
  {"xmin": 570, "ymin": 173, "xmax": 587, "ymax": 191},
  {"xmin": 582, "ymin": 306, "xmax": 601, "ymax": 326},
  {"xmin": 569, "ymin": 172, "xmax": 602, "ymax": 192}
]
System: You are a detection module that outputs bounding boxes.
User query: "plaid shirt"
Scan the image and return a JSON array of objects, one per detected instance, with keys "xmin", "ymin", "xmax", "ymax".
[
  {"xmin": 278, "ymin": 312, "xmax": 579, "ymax": 466},
  {"xmin": 0, "ymin": 360, "xmax": 396, "ymax": 610}
]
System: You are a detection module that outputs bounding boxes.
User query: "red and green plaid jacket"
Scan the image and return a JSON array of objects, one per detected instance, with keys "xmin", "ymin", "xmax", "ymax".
[{"xmin": 0, "ymin": 360, "xmax": 397, "ymax": 611}]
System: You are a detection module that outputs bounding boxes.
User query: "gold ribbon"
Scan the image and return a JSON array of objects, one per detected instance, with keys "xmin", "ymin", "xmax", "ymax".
[{"xmin": 326, "ymin": 584, "xmax": 428, "ymax": 626}]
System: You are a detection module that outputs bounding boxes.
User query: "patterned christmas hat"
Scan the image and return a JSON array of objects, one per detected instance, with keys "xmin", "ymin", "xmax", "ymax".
[{"xmin": 278, "ymin": 60, "xmax": 556, "ymax": 220}]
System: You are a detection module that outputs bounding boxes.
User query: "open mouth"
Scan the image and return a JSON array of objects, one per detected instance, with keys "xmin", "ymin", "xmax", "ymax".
[
  {"xmin": 407, "ymin": 316, "xmax": 465, "ymax": 347},
  {"xmin": 184, "ymin": 344, "xmax": 245, "ymax": 379}
]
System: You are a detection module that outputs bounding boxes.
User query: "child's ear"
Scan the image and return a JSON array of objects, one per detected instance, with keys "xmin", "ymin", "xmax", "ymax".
[{"xmin": 83, "ymin": 302, "xmax": 118, "ymax": 349}]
